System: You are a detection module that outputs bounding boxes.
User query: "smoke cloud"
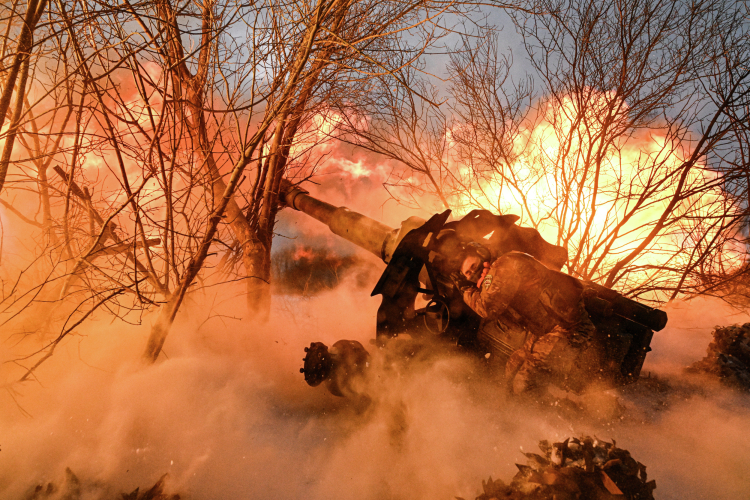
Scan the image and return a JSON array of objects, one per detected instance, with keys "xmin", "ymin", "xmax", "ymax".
[
  {"xmin": 2, "ymin": 153, "xmax": 749, "ymax": 499},
  {"xmin": 2, "ymin": 272, "xmax": 750, "ymax": 500}
]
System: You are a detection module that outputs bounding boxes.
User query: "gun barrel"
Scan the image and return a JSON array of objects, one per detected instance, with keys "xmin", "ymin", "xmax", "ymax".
[{"xmin": 282, "ymin": 183, "xmax": 396, "ymax": 262}]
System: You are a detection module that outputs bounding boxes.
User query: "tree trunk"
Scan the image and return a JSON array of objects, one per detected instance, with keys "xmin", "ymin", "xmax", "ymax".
[
  {"xmin": 243, "ymin": 1, "xmax": 349, "ymax": 317},
  {"xmin": 0, "ymin": 0, "xmax": 48, "ymax": 194}
]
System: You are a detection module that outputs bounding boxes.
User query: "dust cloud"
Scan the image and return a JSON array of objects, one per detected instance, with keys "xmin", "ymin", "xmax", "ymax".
[
  {"xmin": 2, "ymin": 266, "xmax": 750, "ymax": 499},
  {"xmin": 3, "ymin": 40, "xmax": 747, "ymax": 499}
]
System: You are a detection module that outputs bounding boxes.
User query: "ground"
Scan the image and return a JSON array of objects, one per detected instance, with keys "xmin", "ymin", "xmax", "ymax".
[{"xmin": 2, "ymin": 286, "xmax": 749, "ymax": 500}]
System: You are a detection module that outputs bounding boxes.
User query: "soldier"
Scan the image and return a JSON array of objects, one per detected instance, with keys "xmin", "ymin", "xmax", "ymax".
[{"xmin": 453, "ymin": 244, "xmax": 597, "ymax": 396}]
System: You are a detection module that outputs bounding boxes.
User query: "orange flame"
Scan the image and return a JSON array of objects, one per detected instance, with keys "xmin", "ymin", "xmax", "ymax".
[{"xmin": 443, "ymin": 90, "xmax": 743, "ymax": 293}]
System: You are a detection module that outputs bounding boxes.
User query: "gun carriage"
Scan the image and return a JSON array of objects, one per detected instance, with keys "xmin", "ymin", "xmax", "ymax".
[{"xmin": 281, "ymin": 182, "xmax": 667, "ymax": 397}]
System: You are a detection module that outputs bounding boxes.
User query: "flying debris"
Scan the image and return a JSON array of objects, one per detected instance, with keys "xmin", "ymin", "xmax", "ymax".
[
  {"xmin": 687, "ymin": 322, "xmax": 750, "ymax": 390},
  {"xmin": 282, "ymin": 181, "xmax": 667, "ymax": 397},
  {"xmin": 463, "ymin": 436, "xmax": 656, "ymax": 500}
]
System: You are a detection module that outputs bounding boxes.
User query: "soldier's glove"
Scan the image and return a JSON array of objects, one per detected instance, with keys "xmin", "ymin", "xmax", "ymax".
[{"xmin": 450, "ymin": 271, "xmax": 476, "ymax": 293}]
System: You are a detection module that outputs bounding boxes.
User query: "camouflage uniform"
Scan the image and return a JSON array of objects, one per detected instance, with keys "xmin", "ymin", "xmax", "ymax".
[{"xmin": 462, "ymin": 251, "xmax": 597, "ymax": 394}]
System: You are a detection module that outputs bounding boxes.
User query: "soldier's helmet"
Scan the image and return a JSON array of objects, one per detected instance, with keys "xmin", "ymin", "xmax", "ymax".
[
  {"xmin": 433, "ymin": 230, "xmax": 492, "ymax": 275},
  {"xmin": 463, "ymin": 241, "xmax": 492, "ymax": 265}
]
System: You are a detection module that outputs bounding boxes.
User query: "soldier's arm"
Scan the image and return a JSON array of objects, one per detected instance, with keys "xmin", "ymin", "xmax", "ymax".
[{"xmin": 461, "ymin": 257, "xmax": 521, "ymax": 319}]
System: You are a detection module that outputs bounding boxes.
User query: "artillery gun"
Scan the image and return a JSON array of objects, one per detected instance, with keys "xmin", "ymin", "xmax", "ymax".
[{"xmin": 280, "ymin": 181, "xmax": 667, "ymax": 397}]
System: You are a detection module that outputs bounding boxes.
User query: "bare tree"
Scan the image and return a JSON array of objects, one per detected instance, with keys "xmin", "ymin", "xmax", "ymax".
[
  {"xmin": 0, "ymin": 0, "xmax": 475, "ymax": 376},
  {"xmin": 352, "ymin": 0, "xmax": 750, "ymax": 303},
  {"xmin": 336, "ymin": 65, "xmax": 456, "ymax": 211},
  {"xmin": 0, "ymin": 0, "xmax": 49, "ymax": 194}
]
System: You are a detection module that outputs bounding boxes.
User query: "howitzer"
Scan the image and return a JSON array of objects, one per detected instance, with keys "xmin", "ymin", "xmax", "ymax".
[{"xmin": 281, "ymin": 181, "xmax": 667, "ymax": 396}]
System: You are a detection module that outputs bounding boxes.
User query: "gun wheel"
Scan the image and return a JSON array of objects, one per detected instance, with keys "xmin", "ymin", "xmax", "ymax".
[{"xmin": 423, "ymin": 298, "xmax": 450, "ymax": 335}]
